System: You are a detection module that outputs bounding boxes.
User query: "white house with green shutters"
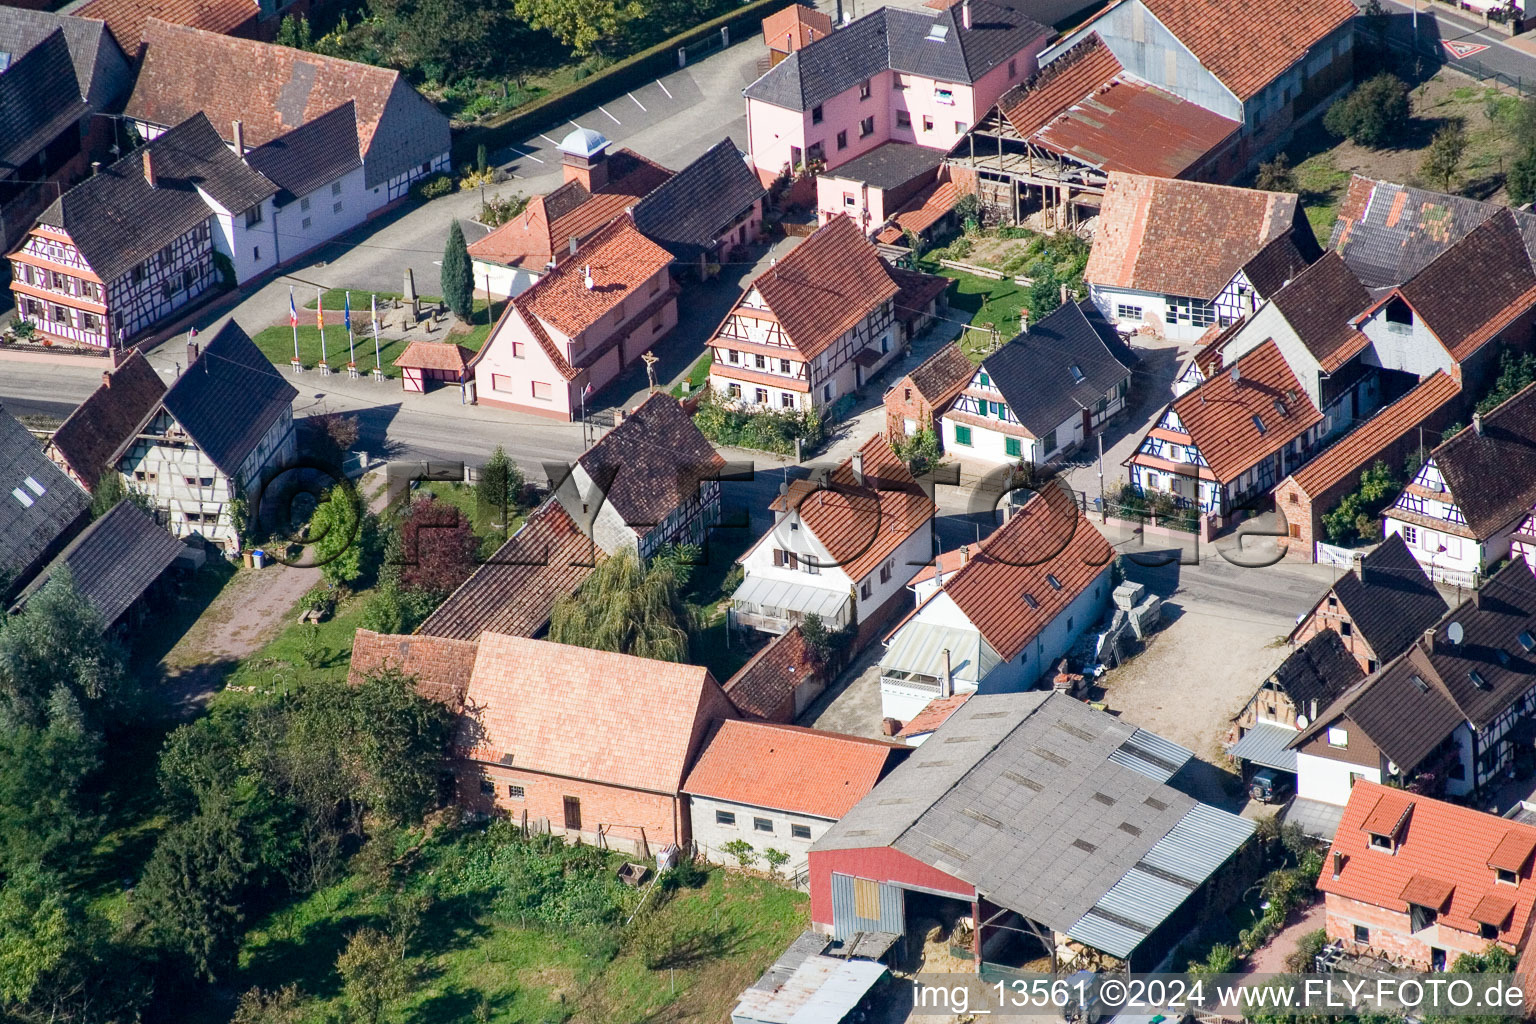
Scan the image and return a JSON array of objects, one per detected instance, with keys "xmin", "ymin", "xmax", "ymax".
[{"xmin": 939, "ymin": 301, "xmax": 1136, "ymax": 466}]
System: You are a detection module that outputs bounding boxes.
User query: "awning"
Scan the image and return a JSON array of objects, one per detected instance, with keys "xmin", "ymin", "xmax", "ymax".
[
  {"xmin": 1228, "ymin": 721, "xmax": 1300, "ymax": 773},
  {"xmin": 880, "ymin": 621, "xmax": 996, "ymax": 685},
  {"xmin": 731, "ymin": 574, "xmax": 850, "ymax": 621}
]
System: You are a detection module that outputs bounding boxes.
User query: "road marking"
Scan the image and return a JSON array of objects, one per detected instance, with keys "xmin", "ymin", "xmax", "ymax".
[
  {"xmin": 598, "ymin": 104, "xmax": 621, "ymax": 124},
  {"xmin": 508, "ymin": 145, "xmax": 544, "ymax": 164},
  {"xmin": 628, "ymin": 91, "xmax": 647, "ymax": 111},
  {"xmin": 657, "ymin": 79, "xmax": 673, "ymax": 99},
  {"xmin": 538, "ymin": 132, "xmax": 562, "ymax": 145},
  {"xmin": 1443, "ymin": 39, "xmax": 1490, "ymax": 58},
  {"xmin": 569, "ymin": 119, "xmax": 586, "ymax": 131}
]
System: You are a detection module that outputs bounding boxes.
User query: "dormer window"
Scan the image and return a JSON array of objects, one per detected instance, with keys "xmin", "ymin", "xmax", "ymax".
[
  {"xmin": 1384, "ymin": 296, "xmax": 1413, "ymax": 335},
  {"xmin": 1368, "ymin": 831, "xmax": 1393, "ymax": 851},
  {"xmin": 1497, "ymin": 867, "xmax": 1518, "ymax": 885}
]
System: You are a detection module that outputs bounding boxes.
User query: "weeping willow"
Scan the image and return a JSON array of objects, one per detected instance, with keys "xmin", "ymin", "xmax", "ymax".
[{"xmin": 547, "ymin": 547, "xmax": 698, "ymax": 662}]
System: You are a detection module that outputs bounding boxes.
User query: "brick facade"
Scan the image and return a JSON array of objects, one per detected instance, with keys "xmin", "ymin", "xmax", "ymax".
[
  {"xmin": 457, "ymin": 760, "xmax": 687, "ymax": 855},
  {"xmin": 885, "ymin": 374, "xmax": 941, "ymax": 440},
  {"xmin": 1291, "ymin": 604, "xmax": 1382, "ymax": 675},
  {"xmin": 1325, "ymin": 894, "xmax": 1504, "ymax": 968},
  {"xmin": 1275, "ymin": 477, "xmax": 1319, "ymax": 562}
]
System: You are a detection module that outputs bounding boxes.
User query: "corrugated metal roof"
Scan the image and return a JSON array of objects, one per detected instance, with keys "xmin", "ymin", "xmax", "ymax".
[
  {"xmin": 1108, "ymin": 728, "xmax": 1194, "ymax": 782},
  {"xmin": 1228, "ymin": 721, "xmax": 1301, "ymax": 772},
  {"xmin": 1067, "ymin": 803, "xmax": 1255, "ymax": 957},
  {"xmin": 732, "ymin": 574, "xmax": 851, "ymax": 621},
  {"xmin": 731, "ymin": 953, "xmax": 886, "ymax": 1024},
  {"xmin": 880, "ymin": 620, "xmax": 997, "ymax": 685}
]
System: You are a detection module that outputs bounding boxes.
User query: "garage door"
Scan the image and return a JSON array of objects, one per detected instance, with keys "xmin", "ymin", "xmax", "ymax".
[{"xmin": 830, "ymin": 872, "xmax": 905, "ymax": 941}]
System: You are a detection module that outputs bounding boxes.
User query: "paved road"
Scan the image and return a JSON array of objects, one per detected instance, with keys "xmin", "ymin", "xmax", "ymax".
[{"xmin": 1371, "ymin": 0, "xmax": 1536, "ymax": 82}]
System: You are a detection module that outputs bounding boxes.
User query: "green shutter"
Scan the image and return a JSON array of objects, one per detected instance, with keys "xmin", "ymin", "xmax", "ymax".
[
  {"xmin": 979, "ymin": 372, "xmax": 989, "ymax": 387},
  {"xmin": 955, "ymin": 425, "xmax": 972, "ymax": 446},
  {"xmin": 1005, "ymin": 437, "xmax": 1022, "ymax": 457}
]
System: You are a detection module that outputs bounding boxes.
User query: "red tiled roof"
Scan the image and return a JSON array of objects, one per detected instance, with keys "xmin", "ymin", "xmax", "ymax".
[
  {"xmin": 394, "ymin": 340, "xmax": 472, "ymax": 373},
  {"xmin": 78, "ymin": 0, "xmax": 251, "ymax": 52},
  {"xmin": 761, "ymin": 434, "xmax": 932, "ymax": 582},
  {"xmin": 348, "ymin": 629, "xmax": 479, "ymax": 708},
  {"xmin": 886, "ymin": 261, "xmax": 952, "ymax": 326},
  {"xmin": 457, "ymin": 633, "xmax": 736, "ymax": 792},
  {"xmin": 722, "ymin": 625, "xmax": 820, "ymax": 722},
  {"xmin": 762, "ymin": 3, "xmax": 833, "ymax": 51},
  {"xmin": 1000, "ymin": 35, "xmax": 1123, "ymax": 138},
  {"xmin": 1320, "ymin": 781, "xmax": 1536, "ymax": 948},
  {"xmin": 1490, "ymin": 832, "xmax": 1536, "ymax": 873},
  {"xmin": 1287, "ymin": 371, "xmax": 1460, "ymax": 498},
  {"xmin": 900, "ymin": 341, "xmax": 973, "ymax": 408},
  {"xmin": 750, "ymin": 215, "xmax": 900, "ymax": 360},
  {"xmin": 682, "ymin": 719, "xmax": 906, "ymax": 819},
  {"xmin": 416, "ymin": 501, "xmax": 602, "ymax": 641},
  {"xmin": 516, "ymin": 213, "xmax": 674, "ymax": 340},
  {"xmin": 896, "ymin": 692, "xmax": 972, "ymax": 737},
  {"xmin": 931, "ymin": 483, "xmax": 1113, "ymax": 661},
  {"xmin": 875, "ymin": 180, "xmax": 961, "ymax": 243},
  {"xmin": 1166, "ymin": 340, "xmax": 1323, "ymax": 483},
  {"xmin": 126, "ymin": 19, "xmax": 396, "ymax": 151},
  {"xmin": 905, "ymin": 541, "xmax": 979, "ymax": 588},
  {"xmin": 1086, "ymin": 172, "xmax": 1302, "ymax": 301},
  {"xmin": 467, "ymin": 193, "xmax": 564, "ymax": 270},
  {"xmin": 46, "ymin": 351, "xmax": 166, "ymax": 491},
  {"xmin": 1140, "ymin": 0, "xmax": 1358, "ymax": 101}
]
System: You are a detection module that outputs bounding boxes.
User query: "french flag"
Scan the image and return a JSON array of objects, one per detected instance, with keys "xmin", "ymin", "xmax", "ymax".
[{"xmin": 289, "ymin": 287, "xmax": 298, "ymax": 327}]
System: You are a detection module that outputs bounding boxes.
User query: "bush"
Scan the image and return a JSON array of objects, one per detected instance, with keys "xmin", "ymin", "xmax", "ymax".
[
  {"xmin": 1510, "ymin": 148, "xmax": 1536, "ymax": 206},
  {"xmin": 660, "ymin": 857, "xmax": 707, "ymax": 892},
  {"xmin": 1286, "ymin": 929, "xmax": 1328, "ymax": 973},
  {"xmin": 1322, "ymin": 459, "xmax": 1399, "ymax": 545},
  {"xmin": 692, "ymin": 390, "xmax": 825, "ymax": 456},
  {"xmin": 1323, "ymin": 73, "xmax": 1409, "ymax": 148},
  {"xmin": 480, "ymin": 192, "xmax": 530, "ymax": 228},
  {"xmin": 1255, "ymin": 152, "xmax": 1296, "ymax": 192},
  {"xmin": 412, "ymin": 173, "xmax": 455, "ymax": 201},
  {"xmin": 762, "ymin": 848, "xmax": 790, "ymax": 877},
  {"xmin": 720, "ymin": 839, "xmax": 757, "ymax": 869}
]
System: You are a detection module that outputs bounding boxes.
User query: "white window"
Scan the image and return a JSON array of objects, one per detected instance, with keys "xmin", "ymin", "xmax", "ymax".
[
  {"xmin": 935, "ymin": 87, "xmax": 954, "ymax": 104},
  {"xmin": 506, "ymin": 784, "xmax": 524, "ymax": 799},
  {"xmin": 1116, "ymin": 303, "xmax": 1143, "ymax": 320},
  {"xmin": 1327, "ymin": 726, "xmax": 1348, "ymax": 748},
  {"xmin": 1401, "ymin": 524, "xmax": 1418, "ymax": 546},
  {"xmin": 332, "ymin": 181, "xmax": 343, "ymax": 196}
]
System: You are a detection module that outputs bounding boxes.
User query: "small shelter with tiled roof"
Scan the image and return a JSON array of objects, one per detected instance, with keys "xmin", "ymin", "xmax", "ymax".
[
  {"xmin": 761, "ymin": 3, "xmax": 832, "ymax": 64},
  {"xmin": 730, "ymin": 435, "xmax": 934, "ymax": 645},
  {"xmin": 124, "ymin": 19, "xmax": 449, "ymax": 204},
  {"xmin": 684, "ymin": 719, "xmax": 908, "ymax": 874},
  {"xmin": 1084, "ymin": 172, "xmax": 1320, "ymax": 343},
  {"xmin": 470, "ymin": 213, "xmax": 678, "ymax": 420},
  {"xmin": 894, "ymin": 691, "xmax": 971, "ymax": 743},
  {"xmin": 394, "ymin": 340, "xmax": 474, "ymax": 395},
  {"xmin": 876, "ymin": 482, "xmax": 1112, "ymax": 721},
  {"xmin": 44, "ymin": 351, "xmax": 166, "ymax": 493},
  {"xmin": 1319, "ymin": 781, "xmax": 1536, "ymax": 967},
  {"xmin": 883, "ymin": 340, "xmax": 972, "ymax": 441},
  {"xmin": 1127, "ymin": 339, "xmax": 1327, "ymax": 518},
  {"xmin": 454, "ymin": 632, "xmax": 738, "ymax": 855},
  {"xmin": 721, "ymin": 624, "xmax": 826, "ymax": 723}
]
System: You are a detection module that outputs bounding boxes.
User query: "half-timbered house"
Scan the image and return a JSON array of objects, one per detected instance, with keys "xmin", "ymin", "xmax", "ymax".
[
  {"xmin": 108, "ymin": 322, "xmax": 297, "ymax": 552},
  {"xmin": 1084, "ymin": 173, "xmax": 1318, "ymax": 343},
  {"xmin": 1127, "ymin": 340, "xmax": 1327, "ymax": 517},
  {"xmin": 940, "ymin": 300, "xmax": 1135, "ymax": 466},
  {"xmin": 7, "ymin": 113, "xmax": 276, "ymax": 348},
  {"xmin": 707, "ymin": 216, "xmax": 945, "ymax": 412}
]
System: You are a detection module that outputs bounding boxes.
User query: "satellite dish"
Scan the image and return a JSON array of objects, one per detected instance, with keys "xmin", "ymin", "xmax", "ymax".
[
  {"xmin": 1448, "ymin": 621, "xmax": 1465, "ymax": 645},
  {"xmin": 1388, "ymin": 761, "xmax": 1400, "ymax": 775},
  {"xmin": 1296, "ymin": 714, "xmax": 1309, "ymax": 730}
]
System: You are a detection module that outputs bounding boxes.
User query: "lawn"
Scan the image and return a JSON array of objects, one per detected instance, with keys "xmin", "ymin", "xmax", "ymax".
[
  {"xmin": 670, "ymin": 350, "xmax": 713, "ymax": 398},
  {"xmin": 214, "ymin": 585, "xmax": 375, "ymax": 700},
  {"xmin": 922, "ymin": 265, "xmax": 1027, "ymax": 361},
  {"xmin": 252, "ymin": 316, "xmax": 497, "ymax": 376}
]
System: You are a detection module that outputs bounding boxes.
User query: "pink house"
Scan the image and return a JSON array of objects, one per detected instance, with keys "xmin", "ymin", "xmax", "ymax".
[
  {"xmin": 742, "ymin": 0, "xmax": 1052, "ymax": 183},
  {"xmin": 471, "ymin": 213, "xmax": 679, "ymax": 420}
]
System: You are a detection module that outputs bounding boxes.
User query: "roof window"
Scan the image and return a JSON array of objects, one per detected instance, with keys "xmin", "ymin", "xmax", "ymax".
[
  {"xmin": 1023, "ymin": 592, "xmax": 1039, "ymax": 609},
  {"xmin": 926, "ymin": 23, "xmax": 949, "ymax": 40},
  {"xmin": 1046, "ymin": 574, "xmax": 1062, "ymax": 590},
  {"xmin": 22, "ymin": 476, "xmax": 43, "ymax": 496},
  {"xmin": 1471, "ymin": 669, "xmax": 1491, "ymax": 690},
  {"xmin": 1069, "ymin": 365, "xmax": 1085, "ymax": 383},
  {"xmin": 1520, "ymin": 631, "xmax": 1535, "ymax": 653},
  {"xmin": 1252, "ymin": 414, "xmax": 1267, "ymax": 435},
  {"xmin": 10, "ymin": 488, "xmax": 33, "ymax": 508}
]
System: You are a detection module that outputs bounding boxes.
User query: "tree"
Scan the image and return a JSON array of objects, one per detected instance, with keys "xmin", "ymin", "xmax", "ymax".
[
  {"xmin": 370, "ymin": 0, "xmax": 502, "ymax": 82},
  {"xmin": 137, "ymin": 793, "xmax": 260, "ymax": 981},
  {"xmin": 1323, "ymin": 73, "xmax": 1409, "ymax": 148},
  {"xmin": 336, "ymin": 928, "xmax": 412, "ymax": 1024},
  {"xmin": 309, "ymin": 485, "xmax": 366, "ymax": 587},
  {"xmin": 548, "ymin": 548, "xmax": 694, "ymax": 661},
  {"xmin": 350, "ymin": 667, "xmax": 453, "ymax": 825},
  {"xmin": 1421, "ymin": 120, "xmax": 1467, "ymax": 192},
  {"xmin": 1322, "ymin": 460, "xmax": 1399, "ymax": 545},
  {"xmin": 395, "ymin": 496, "xmax": 479, "ymax": 596},
  {"xmin": 232, "ymin": 985, "xmax": 306, "ymax": 1024},
  {"xmin": 475, "ymin": 446, "xmax": 524, "ymax": 529},
  {"xmin": 441, "ymin": 220, "xmax": 473, "ymax": 320},
  {"xmin": 0, "ymin": 569, "xmax": 125, "ymax": 730},
  {"xmin": 1477, "ymin": 346, "xmax": 1536, "ymax": 412},
  {"xmin": 0, "ymin": 715, "xmax": 102, "ymax": 872},
  {"xmin": 88, "ymin": 469, "xmax": 154, "ymax": 519},
  {"xmin": 512, "ymin": 0, "xmax": 646, "ymax": 57},
  {"xmin": 0, "ymin": 866, "xmax": 75, "ymax": 1007},
  {"xmin": 1508, "ymin": 147, "xmax": 1536, "ymax": 206},
  {"xmin": 1254, "ymin": 152, "xmax": 1296, "ymax": 193},
  {"xmin": 274, "ymin": 13, "xmax": 312, "ymax": 49},
  {"xmin": 893, "ymin": 428, "xmax": 944, "ymax": 477}
]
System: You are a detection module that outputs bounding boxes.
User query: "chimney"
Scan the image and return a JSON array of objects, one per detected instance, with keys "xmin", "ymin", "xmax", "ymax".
[
  {"xmin": 101, "ymin": 370, "xmax": 112, "ymax": 389},
  {"xmin": 940, "ymin": 648, "xmax": 953, "ymax": 697},
  {"xmin": 90, "ymin": 161, "xmax": 100, "ymax": 176},
  {"xmin": 962, "ymin": 0, "xmax": 972, "ymax": 29},
  {"xmin": 187, "ymin": 340, "xmax": 200, "ymax": 365},
  {"xmin": 142, "ymin": 149, "xmax": 157, "ymax": 188},
  {"xmin": 1474, "ymin": 411, "xmax": 1484, "ymax": 436},
  {"xmin": 1332, "ymin": 850, "xmax": 1344, "ymax": 880},
  {"xmin": 232, "ymin": 119, "xmax": 245, "ymax": 159},
  {"xmin": 961, "ymin": 545, "xmax": 969, "ymax": 565},
  {"xmin": 852, "ymin": 451, "xmax": 865, "ymax": 485},
  {"xmin": 569, "ymin": 235, "xmax": 578, "ymax": 257},
  {"xmin": 1422, "ymin": 627, "xmax": 1436, "ymax": 654},
  {"xmin": 1059, "ymin": 282, "xmax": 1069, "ymax": 305}
]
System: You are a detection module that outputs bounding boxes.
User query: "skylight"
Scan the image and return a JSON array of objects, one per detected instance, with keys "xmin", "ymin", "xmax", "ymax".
[
  {"xmin": 1069, "ymin": 365, "xmax": 1085, "ymax": 383},
  {"xmin": 10, "ymin": 488, "xmax": 32, "ymax": 508},
  {"xmin": 1046, "ymin": 574, "xmax": 1062, "ymax": 590},
  {"xmin": 1411, "ymin": 675, "xmax": 1429, "ymax": 693},
  {"xmin": 23, "ymin": 476, "xmax": 43, "ymax": 496},
  {"xmin": 1470, "ymin": 669, "xmax": 1491, "ymax": 690},
  {"xmin": 1273, "ymin": 398, "xmax": 1287, "ymax": 417},
  {"xmin": 0, "ymin": 53, "xmax": 12, "ymax": 73},
  {"xmin": 1519, "ymin": 631, "xmax": 1534, "ymax": 653},
  {"xmin": 926, "ymin": 23, "xmax": 949, "ymax": 40},
  {"xmin": 1023, "ymin": 593, "xmax": 1039, "ymax": 609},
  {"xmin": 1252, "ymin": 414, "xmax": 1267, "ymax": 435}
]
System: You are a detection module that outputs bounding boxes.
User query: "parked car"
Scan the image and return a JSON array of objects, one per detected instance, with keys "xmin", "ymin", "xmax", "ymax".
[{"xmin": 1249, "ymin": 768, "xmax": 1293, "ymax": 804}]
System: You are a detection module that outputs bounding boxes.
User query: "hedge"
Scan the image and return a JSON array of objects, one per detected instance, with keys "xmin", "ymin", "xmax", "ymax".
[{"xmin": 452, "ymin": 0, "xmax": 796, "ymax": 164}]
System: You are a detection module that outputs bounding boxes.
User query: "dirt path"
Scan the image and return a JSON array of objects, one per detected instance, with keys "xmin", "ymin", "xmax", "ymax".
[
  {"xmin": 160, "ymin": 560, "xmax": 321, "ymax": 710},
  {"xmin": 1244, "ymin": 901, "xmax": 1325, "ymax": 975}
]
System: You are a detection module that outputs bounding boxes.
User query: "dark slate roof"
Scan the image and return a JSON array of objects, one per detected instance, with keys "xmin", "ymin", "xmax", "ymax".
[
  {"xmin": 979, "ymin": 300, "xmax": 1137, "ymax": 434},
  {"xmin": 1242, "ymin": 231, "xmax": 1317, "ymax": 298},
  {"xmin": 744, "ymin": 0, "xmax": 1049, "ymax": 111},
  {"xmin": 818, "ymin": 141, "xmax": 944, "ymax": 191},
  {"xmin": 1329, "ymin": 533, "xmax": 1449, "ymax": 663},
  {"xmin": 0, "ymin": 8, "xmax": 127, "ymax": 108},
  {"xmin": 155, "ymin": 321, "xmax": 298, "ymax": 478},
  {"xmin": 0, "ymin": 404, "xmax": 89, "ymax": 589},
  {"xmin": 12, "ymin": 501, "xmax": 182, "ymax": 626},
  {"xmin": 38, "ymin": 112, "xmax": 277, "ymax": 283},
  {"xmin": 1270, "ymin": 628, "xmax": 1364, "ymax": 712},
  {"xmin": 245, "ymin": 100, "xmax": 362, "ymax": 207},
  {"xmin": 631, "ymin": 137, "xmax": 766, "ymax": 261},
  {"xmin": 1298, "ymin": 559, "xmax": 1536, "ymax": 769},
  {"xmin": 1268, "ymin": 251, "xmax": 1373, "ymax": 372},
  {"xmin": 1433, "ymin": 382, "xmax": 1536, "ymax": 539},
  {"xmin": 0, "ymin": 28, "xmax": 89, "ymax": 178},
  {"xmin": 48, "ymin": 351, "xmax": 166, "ymax": 491}
]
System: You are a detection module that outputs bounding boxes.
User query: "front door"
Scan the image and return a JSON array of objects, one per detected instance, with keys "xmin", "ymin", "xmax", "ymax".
[
  {"xmin": 1082, "ymin": 407, "xmax": 1093, "ymax": 439},
  {"xmin": 1431, "ymin": 947, "xmax": 1447, "ymax": 971},
  {"xmin": 563, "ymin": 796, "xmax": 582, "ymax": 831}
]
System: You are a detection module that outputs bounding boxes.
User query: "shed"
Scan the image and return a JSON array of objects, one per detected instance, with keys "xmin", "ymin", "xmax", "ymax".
[{"xmin": 394, "ymin": 341, "xmax": 474, "ymax": 393}]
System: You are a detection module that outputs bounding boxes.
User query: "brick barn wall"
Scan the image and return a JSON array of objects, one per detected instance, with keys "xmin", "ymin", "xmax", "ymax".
[
  {"xmin": 1291, "ymin": 608, "xmax": 1380, "ymax": 674},
  {"xmin": 1275, "ymin": 478, "xmax": 1318, "ymax": 562},
  {"xmin": 1325, "ymin": 894, "xmax": 1505, "ymax": 968},
  {"xmin": 456, "ymin": 760, "xmax": 684, "ymax": 855},
  {"xmin": 807, "ymin": 846, "xmax": 973, "ymax": 928}
]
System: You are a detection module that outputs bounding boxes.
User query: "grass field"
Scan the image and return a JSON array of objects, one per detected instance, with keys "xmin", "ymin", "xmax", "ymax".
[
  {"xmin": 670, "ymin": 350, "xmax": 713, "ymax": 398},
  {"xmin": 921, "ymin": 265, "xmax": 1026, "ymax": 361}
]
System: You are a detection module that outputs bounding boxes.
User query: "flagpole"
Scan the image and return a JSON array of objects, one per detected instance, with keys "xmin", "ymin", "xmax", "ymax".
[
  {"xmin": 290, "ymin": 286, "xmax": 299, "ymax": 365},
  {"xmin": 346, "ymin": 291, "xmax": 355, "ymax": 368},
  {"xmin": 317, "ymin": 287, "xmax": 327, "ymax": 371},
  {"xmin": 372, "ymin": 294, "xmax": 381, "ymax": 378}
]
